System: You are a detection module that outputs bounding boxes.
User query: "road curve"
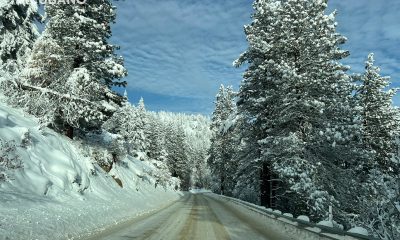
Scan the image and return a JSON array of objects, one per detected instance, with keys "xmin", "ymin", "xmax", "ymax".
[{"xmin": 84, "ymin": 193, "xmax": 290, "ymax": 240}]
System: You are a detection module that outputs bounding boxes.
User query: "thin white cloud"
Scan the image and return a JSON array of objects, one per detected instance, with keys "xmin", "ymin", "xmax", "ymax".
[
  {"xmin": 112, "ymin": 0, "xmax": 250, "ymax": 101},
  {"xmin": 111, "ymin": 0, "xmax": 400, "ymax": 113},
  {"xmin": 329, "ymin": 0, "xmax": 400, "ymax": 89}
]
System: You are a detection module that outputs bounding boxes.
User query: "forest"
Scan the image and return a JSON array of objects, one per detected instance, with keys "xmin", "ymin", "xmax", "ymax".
[{"xmin": 0, "ymin": 0, "xmax": 399, "ymax": 239}]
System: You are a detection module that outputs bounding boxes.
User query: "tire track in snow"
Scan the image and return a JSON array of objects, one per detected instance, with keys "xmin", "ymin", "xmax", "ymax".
[
  {"xmin": 178, "ymin": 194, "xmax": 230, "ymax": 239},
  {"xmin": 82, "ymin": 193, "xmax": 289, "ymax": 240}
]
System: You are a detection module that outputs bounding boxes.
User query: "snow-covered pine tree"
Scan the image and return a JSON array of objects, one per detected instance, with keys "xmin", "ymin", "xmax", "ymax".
[
  {"xmin": 208, "ymin": 85, "xmax": 236, "ymax": 195},
  {"xmin": 356, "ymin": 53, "xmax": 400, "ymax": 174},
  {"xmin": 136, "ymin": 98, "xmax": 150, "ymax": 154},
  {"xmin": 354, "ymin": 54, "xmax": 400, "ymax": 239},
  {"xmin": 165, "ymin": 123, "xmax": 190, "ymax": 190},
  {"xmin": 18, "ymin": 1, "xmax": 127, "ymax": 138},
  {"xmin": 0, "ymin": 0, "xmax": 40, "ymax": 73},
  {"xmin": 102, "ymin": 94, "xmax": 150, "ymax": 159},
  {"xmin": 234, "ymin": 0, "xmax": 357, "ymax": 219},
  {"xmin": 146, "ymin": 113, "xmax": 167, "ymax": 161},
  {"xmin": 232, "ymin": 112, "xmax": 262, "ymax": 203}
]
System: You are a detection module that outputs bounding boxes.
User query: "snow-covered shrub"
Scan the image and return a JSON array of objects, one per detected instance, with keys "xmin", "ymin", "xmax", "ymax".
[
  {"xmin": 78, "ymin": 131, "xmax": 127, "ymax": 173},
  {"xmin": 88, "ymin": 146, "xmax": 114, "ymax": 173},
  {"xmin": 0, "ymin": 140, "xmax": 23, "ymax": 181},
  {"xmin": 20, "ymin": 129, "xmax": 32, "ymax": 148}
]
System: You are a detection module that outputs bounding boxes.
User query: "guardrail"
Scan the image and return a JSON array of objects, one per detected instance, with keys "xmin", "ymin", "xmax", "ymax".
[{"xmin": 205, "ymin": 193, "xmax": 379, "ymax": 240}]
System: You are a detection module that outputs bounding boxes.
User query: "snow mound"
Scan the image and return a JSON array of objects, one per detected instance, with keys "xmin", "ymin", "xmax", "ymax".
[
  {"xmin": 348, "ymin": 227, "xmax": 369, "ymax": 236},
  {"xmin": 283, "ymin": 213, "xmax": 293, "ymax": 218},
  {"xmin": 0, "ymin": 102, "xmax": 181, "ymax": 239},
  {"xmin": 273, "ymin": 210, "xmax": 282, "ymax": 215},
  {"xmin": 297, "ymin": 215, "xmax": 310, "ymax": 222},
  {"xmin": 317, "ymin": 220, "xmax": 333, "ymax": 228}
]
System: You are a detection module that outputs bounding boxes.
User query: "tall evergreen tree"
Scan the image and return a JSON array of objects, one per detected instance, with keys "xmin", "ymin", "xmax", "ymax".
[
  {"xmin": 146, "ymin": 114, "xmax": 167, "ymax": 161},
  {"xmin": 234, "ymin": 0, "xmax": 358, "ymax": 219},
  {"xmin": 136, "ymin": 98, "xmax": 150, "ymax": 153},
  {"xmin": 17, "ymin": 1, "xmax": 127, "ymax": 138},
  {"xmin": 208, "ymin": 85, "xmax": 236, "ymax": 195},
  {"xmin": 356, "ymin": 53, "xmax": 400, "ymax": 174},
  {"xmin": 165, "ymin": 124, "xmax": 190, "ymax": 190},
  {"xmin": 354, "ymin": 54, "xmax": 400, "ymax": 239}
]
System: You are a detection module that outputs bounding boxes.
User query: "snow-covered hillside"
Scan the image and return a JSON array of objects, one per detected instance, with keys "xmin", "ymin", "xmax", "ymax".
[{"xmin": 0, "ymin": 102, "xmax": 181, "ymax": 240}]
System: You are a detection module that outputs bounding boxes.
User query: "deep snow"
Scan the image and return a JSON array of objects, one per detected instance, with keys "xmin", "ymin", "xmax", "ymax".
[{"xmin": 0, "ymin": 102, "xmax": 182, "ymax": 240}]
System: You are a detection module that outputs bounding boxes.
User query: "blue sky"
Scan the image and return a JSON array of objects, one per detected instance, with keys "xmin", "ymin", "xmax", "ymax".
[{"xmin": 111, "ymin": 0, "xmax": 400, "ymax": 115}]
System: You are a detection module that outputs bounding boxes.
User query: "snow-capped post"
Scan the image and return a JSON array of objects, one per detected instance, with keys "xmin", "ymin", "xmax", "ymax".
[{"xmin": 329, "ymin": 205, "xmax": 333, "ymax": 222}]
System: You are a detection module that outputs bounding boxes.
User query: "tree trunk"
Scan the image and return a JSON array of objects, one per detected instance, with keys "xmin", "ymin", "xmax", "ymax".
[
  {"xmin": 260, "ymin": 162, "xmax": 270, "ymax": 207},
  {"xmin": 65, "ymin": 124, "xmax": 73, "ymax": 139},
  {"xmin": 260, "ymin": 162, "xmax": 278, "ymax": 208},
  {"xmin": 220, "ymin": 175, "xmax": 225, "ymax": 195}
]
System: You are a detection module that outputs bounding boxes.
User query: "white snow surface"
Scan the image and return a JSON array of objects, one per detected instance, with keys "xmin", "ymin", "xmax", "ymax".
[
  {"xmin": 317, "ymin": 220, "xmax": 334, "ymax": 228},
  {"xmin": 283, "ymin": 213, "xmax": 293, "ymax": 218},
  {"xmin": 0, "ymin": 102, "xmax": 181, "ymax": 240},
  {"xmin": 297, "ymin": 215, "xmax": 310, "ymax": 222},
  {"xmin": 347, "ymin": 227, "xmax": 369, "ymax": 236}
]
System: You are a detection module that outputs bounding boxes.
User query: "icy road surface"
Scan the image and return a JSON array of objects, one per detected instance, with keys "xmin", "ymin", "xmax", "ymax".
[{"xmin": 84, "ymin": 193, "xmax": 289, "ymax": 240}]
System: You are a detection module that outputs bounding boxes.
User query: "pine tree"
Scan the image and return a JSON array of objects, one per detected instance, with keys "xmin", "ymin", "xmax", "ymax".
[
  {"xmin": 146, "ymin": 113, "xmax": 167, "ymax": 161},
  {"xmin": 232, "ymin": 113, "xmax": 262, "ymax": 203},
  {"xmin": 0, "ymin": 0, "xmax": 40, "ymax": 73},
  {"xmin": 136, "ymin": 98, "xmax": 150, "ymax": 153},
  {"xmin": 356, "ymin": 53, "xmax": 400, "ymax": 174},
  {"xmin": 208, "ymin": 85, "xmax": 236, "ymax": 195},
  {"xmin": 354, "ymin": 54, "xmax": 400, "ymax": 239},
  {"xmin": 17, "ymin": 1, "xmax": 127, "ymax": 138},
  {"xmin": 234, "ymin": 0, "xmax": 356, "ymax": 219},
  {"xmin": 165, "ymin": 124, "xmax": 190, "ymax": 190}
]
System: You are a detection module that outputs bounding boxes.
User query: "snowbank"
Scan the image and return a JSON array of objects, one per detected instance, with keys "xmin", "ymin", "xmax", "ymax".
[
  {"xmin": 207, "ymin": 193, "xmax": 374, "ymax": 240},
  {"xmin": 0, "ymin": 103, "xmax": 182, "ymax": 240}
]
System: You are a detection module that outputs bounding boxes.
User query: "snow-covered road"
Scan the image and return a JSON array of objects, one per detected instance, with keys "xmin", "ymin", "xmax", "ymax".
[{"xmin": 83, "ymin": 193, "xmax": 289, "ymax": 240}]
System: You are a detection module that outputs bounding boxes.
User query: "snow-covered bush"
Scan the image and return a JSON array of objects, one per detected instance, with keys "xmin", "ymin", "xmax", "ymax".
[
  {"xmin": 20, "ymin": 129, "xmax": 32, "ymax": 148},
  {"xmin": 91, "ymin": 147, "xmax": 114, "ymax": 173},
  {"xmin": 0, "ymin": 140, "xmax": 22, "ymax": 181}
]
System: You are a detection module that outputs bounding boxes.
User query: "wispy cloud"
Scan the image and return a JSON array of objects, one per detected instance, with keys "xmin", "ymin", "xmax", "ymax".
[
  {"xmin": 111, "ymin": 0, "xmax": 400, "ymax": 113},
  {"xmin": 111, "ymin": 0, "xmax": 251, "ymax": 114},
  {"xmin": 328, "ymin": 0, "xmax": 400, "ymax": 102}
]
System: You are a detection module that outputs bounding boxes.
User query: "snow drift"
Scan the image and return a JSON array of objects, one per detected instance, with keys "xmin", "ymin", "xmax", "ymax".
[{"xmin": 0, "ymin": 102, "xmax": 181, "ymax": 240}]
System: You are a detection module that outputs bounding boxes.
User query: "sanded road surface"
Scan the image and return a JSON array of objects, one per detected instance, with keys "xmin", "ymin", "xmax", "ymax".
[{"xmin": 85, "ymin": 193, "xmax": 289, "ymax": 240}]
